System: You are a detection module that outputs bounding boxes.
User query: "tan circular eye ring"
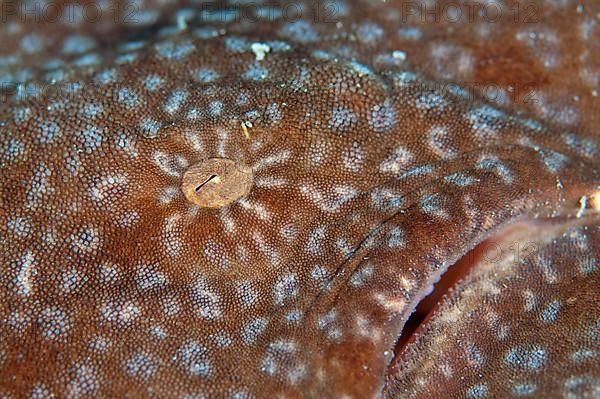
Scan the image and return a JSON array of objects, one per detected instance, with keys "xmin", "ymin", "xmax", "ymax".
[{"xmin": 181, "ymin": 158, "xmax": 253, "ymax": 208}]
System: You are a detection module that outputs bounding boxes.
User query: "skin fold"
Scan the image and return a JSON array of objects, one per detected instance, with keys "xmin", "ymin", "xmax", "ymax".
[{"xmin": 0, "ymin": 1, "xmax": 598, "ymax": 397}]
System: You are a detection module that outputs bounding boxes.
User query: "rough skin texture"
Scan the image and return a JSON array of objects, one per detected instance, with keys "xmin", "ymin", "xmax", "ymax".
[{"xmin": 0, "ymin": 1, "xmax": 598, "ymax": 398}]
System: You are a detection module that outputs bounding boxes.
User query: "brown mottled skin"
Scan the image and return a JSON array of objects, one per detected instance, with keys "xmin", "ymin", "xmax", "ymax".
[{"xmin": 0, "ymin": 1, "xmax": 598, "ymax": 398}]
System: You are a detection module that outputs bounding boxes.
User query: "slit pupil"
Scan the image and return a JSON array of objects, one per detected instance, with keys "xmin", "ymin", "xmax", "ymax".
[{"xmin": 195, "ymin": 175, "xmax": 218, "ymax": 192}]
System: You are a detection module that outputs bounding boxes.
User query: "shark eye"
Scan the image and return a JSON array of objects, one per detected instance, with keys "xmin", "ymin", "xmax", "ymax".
[{"xmin": 181, "ymin": 158, "xmax": 253, "ymax": 208}]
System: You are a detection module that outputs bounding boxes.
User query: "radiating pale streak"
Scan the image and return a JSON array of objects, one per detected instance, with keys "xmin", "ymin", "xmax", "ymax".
[{"xmin": 252, "ymin": 150, "xmax": 291, "ymax": 171}]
